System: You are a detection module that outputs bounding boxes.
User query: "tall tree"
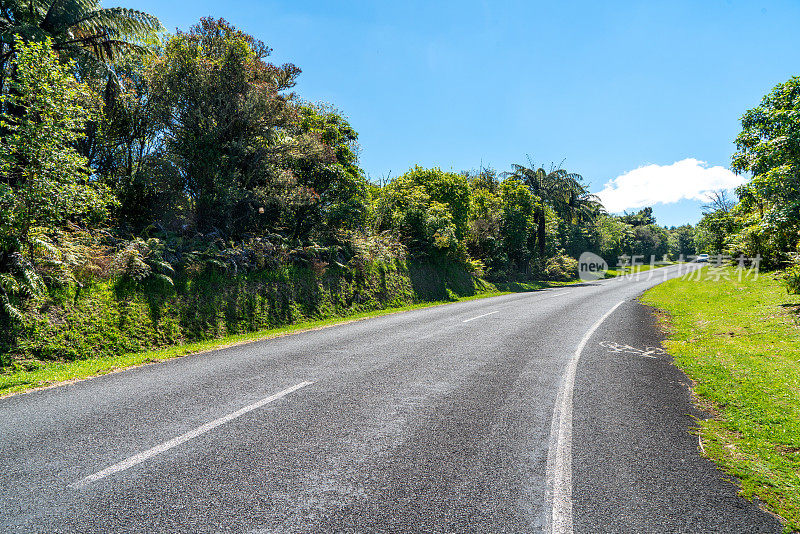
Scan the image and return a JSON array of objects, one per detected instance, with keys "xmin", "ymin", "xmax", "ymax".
[
  {"xmin": 0, "ymin": 0, "xmax": 161, "ymax": 60},
  {"xmin": 731, "ymin": 75, "xmax": 800, "ymax": 260},
  {"xmin": 0, "ymin": 37, "xmax": 112, "ymax": 326},
  {"xmin": 286, "ymin": 103, "xmax": 369, "ymax": 238},
  {"xmin": 0, "ymin": 38, "xmax": 109, "ymax": 254},
  {"xmin": 620, "ymin": 207, "xmax": 656, "ymax": 227},
  {"xmin": 505, "ymin": 159, "xmax": 597, "ymax": 256},
  {"xmin": 499, "ymin": 178, "xmax": 535, "ymax": 269},
  {"xmin": 148, "ymin": 17, "xmax": 301, "ymax": 236}
]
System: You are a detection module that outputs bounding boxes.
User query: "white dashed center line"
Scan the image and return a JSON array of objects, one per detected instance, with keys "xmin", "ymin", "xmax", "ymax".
[
  {"xmin": 69, "ymin": 381, "xmax": 314, "ymax": 489},
  {"xmin": 462, "ymin": 310, "xmax": 499, "ymax": 323}
]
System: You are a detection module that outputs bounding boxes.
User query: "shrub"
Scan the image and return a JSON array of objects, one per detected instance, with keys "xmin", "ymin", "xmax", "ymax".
[
  {"xmin": 785, "ymin": 254, "xmax": 800, "ymax": 295},
  {"xmin": 543, "ymin": 253, "xmax": 578, "ymax": 281}
]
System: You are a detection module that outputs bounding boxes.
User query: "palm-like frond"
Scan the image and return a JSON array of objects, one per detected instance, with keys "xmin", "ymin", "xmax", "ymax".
[
  {"xmin": 504, "ymin": 158, "xmax": 604, "ymax": 254},
  {"xmin": 0, "ymin": 0, "xmax": 162, "ymax": 63},
  {"xmin": 0, "ymin": 253, "xmax": 45, "ymax": 323}
]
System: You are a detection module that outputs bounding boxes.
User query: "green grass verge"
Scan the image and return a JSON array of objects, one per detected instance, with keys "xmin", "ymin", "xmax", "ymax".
[
  {"xmin": 642, "ymin": 267, "xmax": 800, "ymax": 532},
  {"xmin": 493, "ymin": 279, "xmax": 574, "ymax": 292},
  {"xmin": 0, "ymin": 287, "xmax": 528, "ymax": 398},
  {"xmin": 605, "ymin": 261, "xmax": 675, "ymax": 278}
]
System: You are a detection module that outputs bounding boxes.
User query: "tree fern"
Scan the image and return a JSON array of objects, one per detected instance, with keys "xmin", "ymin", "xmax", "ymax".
[{"xmin": 0, "ymin": 0, "xmax": 163, "ymax": 99}]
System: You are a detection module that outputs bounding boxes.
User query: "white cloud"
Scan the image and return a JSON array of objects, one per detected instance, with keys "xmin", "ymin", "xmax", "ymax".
[{"xmin": 594, "ymin": 158, "xmax": 745, "ymax": 214}]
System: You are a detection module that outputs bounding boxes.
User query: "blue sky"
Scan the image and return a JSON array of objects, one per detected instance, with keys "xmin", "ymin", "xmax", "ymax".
[{"xmin": 111, "ymin": 0, "xmax": 800, "ymax": 227}]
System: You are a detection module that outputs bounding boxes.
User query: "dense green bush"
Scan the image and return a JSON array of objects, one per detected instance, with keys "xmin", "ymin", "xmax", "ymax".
[
  {"xmin": 784, "ymin": 255, "xmax": 800, "ymax": 295},
  {"xmin": 542, "ymin": 253, "xmax": 579, "ymax": 282}
]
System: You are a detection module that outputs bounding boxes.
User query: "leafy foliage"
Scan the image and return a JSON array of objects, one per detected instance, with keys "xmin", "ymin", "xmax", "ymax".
[
  {"xmin": 0, "ymin": 252, "xmax": 43, "ymax": 322},
  {"xmin": 289, "ymin": 103, "xmax": 369, "ymax": 235},
  {"xmin": 0, "ymin": 0, "xmax": 162, "ymax": 66},
  {"xmin": 376, "ymin": 166, "xmax": 470, "ymax": 260},
  {"xmin": 785, "ymin": 254, "xmax": 800, "ymax": 294},
  {"xmin": 146, "ymin": 18, "xmax": 301, "ymax": 237},
  {"xmin": 731, "ymin": 76, "xmax": 800, "ymax": 263},
  {"xmin": 0, "ymin": 38, "xmax": 112, "ymax": 273},
  {"xmin": 110, "ymin": 237, "xmax": 173, "ymax": 285},
  {"xmin": 505, "ymin": 159, "xmax": 601, "ymax": 257},
  {"xmin": 543, "ymin": 253, "xmax": 578, "ymax": 281},
  {"xmin": 499, "ymin": 178, "xmax": 536, "ymax": 269}
]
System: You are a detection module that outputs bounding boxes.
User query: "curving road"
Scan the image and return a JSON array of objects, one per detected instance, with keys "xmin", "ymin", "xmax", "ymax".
[{"xmin": 0, "ymin": 264, "xmax": 782, "ymax": 532}]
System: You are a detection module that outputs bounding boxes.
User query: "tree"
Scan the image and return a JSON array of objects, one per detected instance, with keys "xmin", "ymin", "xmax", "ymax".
[
  {"xmin": 0, "ymin": 0, "xmax": 161, "ymax": 100},
  {"xmin": 696, "ymin": 209, "xmax": 736, "ymax": 254},
  {"xmin": 466, "ymin": 165, "xmax": 500, "ymax": 194},
  {"xmin": 693, "ymin": 190, "xmax": 737, "ymax": 255},
  {"xmin": 287, "ymin": 103, "xmax": 368, "ymax": 238},
  {"xmin": 394, "ymin": 166, "xmax": 471, "ymax": 242},
  {"xmin": 505, "ymin": 159, "xmax": 598, "ymax": 257},
  {"xmin": 0, "ymin": 38, "xmax": 112, "ymax": 320},
  {"xmin": 731, "ymin": 75, "xmax": 800, "ymax": 261},
  {"xmin": 466, "ymin": 183, "xmax": 502, "ymax": 269},
  {"xmin": 620, "ymin": 207, "xmax": 656, "ymax": 227},
  {"xmin": 631, "ymin": 224, "xmax": 668, "ymax": 259},
  {"xmin": 702, "ymin": 190, "xmax": 735, "ymax": 214},
  {"xmin": 596, "ymin": 214, "xmax": 632, "ymax": 263},
  {"xmin": 93, "ymin": 50, "xmax": 184, "ymax": 232},
  {"xmin": 0, "ymin": 0, "xmax": 161, "ymax": 62},
  {"xmin": 376, "ymin": 167, "xmax": 471, "ymax": 260},
  {"xmin": 499, "ymin": 178, "xmax": 535, "ymax": 269},
  {"xmin": 668, "ymin": 224, "xmax": 696, "ymax": 258},
  {"xmin": 148, "ymin": 18, "xmax": 301, "ymax": 237},
  {"xmin": 0, "ymin": 38, "xmax": 109, "ymax": 259}
]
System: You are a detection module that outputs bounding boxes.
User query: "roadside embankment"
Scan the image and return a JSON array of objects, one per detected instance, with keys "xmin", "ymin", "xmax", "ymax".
[{"xmin": 1, "ymin": 259, "xmax": 552, "ymax": 397}]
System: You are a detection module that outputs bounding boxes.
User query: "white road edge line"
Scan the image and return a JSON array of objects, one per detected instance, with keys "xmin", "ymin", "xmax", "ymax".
[
  {"xmin": 69, "ymin": 381, "xmax": 314, "ymax": 490},
  {"xmin": 462, "ymin": 310, "xmax": 499, "ymax": 323},
  {"xmin": 545, "ymin": 300, "xmax": 624, "ymax": 534}
]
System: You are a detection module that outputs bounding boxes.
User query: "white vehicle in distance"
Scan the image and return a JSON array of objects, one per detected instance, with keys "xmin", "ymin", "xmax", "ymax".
[{"xmin": 696, "ymin": 253, "xmax": 709, "ymax": 262}]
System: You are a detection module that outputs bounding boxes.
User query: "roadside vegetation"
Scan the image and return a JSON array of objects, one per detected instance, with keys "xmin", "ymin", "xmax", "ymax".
[
  {"xmin": 643, "ymin": 268, "xmax": 800, "ymax": 532},
  {"xmin": 695, "ymin": 75, "xmax": 800, "ymax": 290},
  {"xmin": 633, "ymin": 72, "xmax": 800, "ymax": 531},
  {"xmin": 0, "ymin": 3, "xmax": 700, "ymax": 378},
  {"xmin": 0, "ymin": 284, "xmax": 510, "ymax": 397}
]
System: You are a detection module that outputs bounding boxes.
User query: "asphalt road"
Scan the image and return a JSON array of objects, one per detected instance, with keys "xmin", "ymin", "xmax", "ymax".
[{"xmin": 0, "ymin": 264, "xmax": 783, "ymax": 533}]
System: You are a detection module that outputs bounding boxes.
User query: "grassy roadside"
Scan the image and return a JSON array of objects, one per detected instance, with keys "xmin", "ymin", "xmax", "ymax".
[
  {"xmin": 0, "ymin": 280, "xmax": 560, "ymax": 398},
  {"xmin": 605, "ymin": 261, "xmax": 675, "ymax": 277},
  {"xmin": 642, "ymin": 267, "xmax": 800, "ymax": 532}
]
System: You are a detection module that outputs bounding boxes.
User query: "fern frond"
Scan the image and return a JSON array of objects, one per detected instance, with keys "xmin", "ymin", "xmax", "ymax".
[
  {"xmin": 152, "ymin": 273, "xmax": 174, "ymax": 286},
  {"xmin": 0, "ymin": 294, "xmax": 23, "ymax": 323}
]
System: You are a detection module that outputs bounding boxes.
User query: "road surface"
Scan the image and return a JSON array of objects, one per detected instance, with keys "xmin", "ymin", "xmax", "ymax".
[{"xmin": 0, "ymin": 264, "xmax": 782, "ymax": 532}]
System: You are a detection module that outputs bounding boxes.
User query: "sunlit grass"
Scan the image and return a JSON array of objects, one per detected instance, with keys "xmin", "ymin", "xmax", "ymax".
[{"xmin": 642, "ymin": 267, "xmax": 800, "ymax": 532}]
